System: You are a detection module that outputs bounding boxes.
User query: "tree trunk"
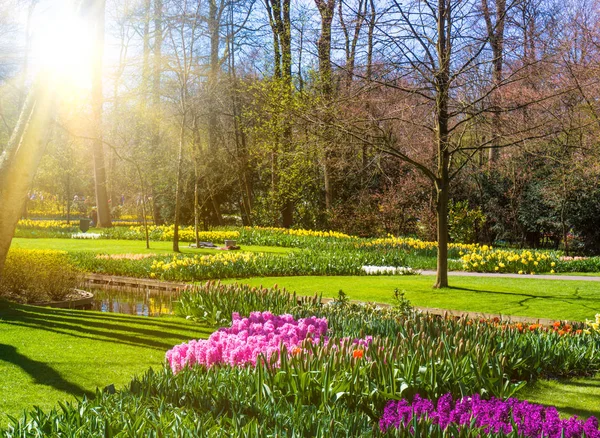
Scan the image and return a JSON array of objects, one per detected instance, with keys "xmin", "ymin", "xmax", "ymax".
[
  {"xmin": 66, "ymin": 173, "xmax": 71, "ymax": 224},
  {"xmin": 206, "ymin": 0, "xmax": 224, "ymax": 225},
  {"xmin": 227, "ymin": 18, "xmax": 253, "ymax": 226},
  {"xmin": 434, "ymin": 0, "xmax": 451, "ymax": 288},
  {"xmin": 0, "ymin": 83, "xmax": 54, "ymax": 274},
  {"xmin": 91, "ymin": 0, "xmax": 112, "ymax": 227},
  {"xmin": 435, "ymin": 181, "xmax": 449, "ymax": 288},
  {"xmin": 134, "ymin": 165, "xmax": 151, "ymax": 249},
  {"xmin": 150, "ymin": 0, "xmax": 164, "ymax": 225},
  {"xmin": 265, "ymin": 0, "xmax": 294, "ymax": 227},
  {"xmin": 316, "ymin": 0, "xmax": 336, "ymax": 214},
  {"xmin": 481, "ymin": 0, "xmax": 506, "ymax": 166},
  {"xmin": 194, "ymin": 171, "xmax": 200, "ymax": 248},
  {"xmin": 281, "ymin": 201, "xmax": 293, "ymax": 228},
  {"xmin": 172, "ymin": 114, "xmax": 185, "ymax": 253},
  {"xmin": 339, "ymin": 0, "xmax": 365, "ymax": 88}
]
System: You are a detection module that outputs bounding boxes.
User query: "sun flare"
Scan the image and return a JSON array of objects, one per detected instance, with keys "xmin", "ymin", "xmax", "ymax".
[{"xmin": 30, "ymin": 4, "xmax": 95, "ymax": 93}]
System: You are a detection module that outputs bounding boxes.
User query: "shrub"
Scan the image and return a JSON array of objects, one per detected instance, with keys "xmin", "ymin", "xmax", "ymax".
[{"xmin": 0, "ymin": 249, "xmax": 82, "ymax": 303}]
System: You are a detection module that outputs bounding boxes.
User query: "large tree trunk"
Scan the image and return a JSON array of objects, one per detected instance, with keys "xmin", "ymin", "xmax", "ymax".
[
  {"xmin": 434, "ymin": 0, "xmax": 451, "ymax": 289},
  {"xmin": 435, "ymin": 180, "xmax": 449, "ymax": 288},
  {"xmin": 280, "ymin": 0, "xmax": 293, "ymax": 228},
  {"xmin": 265, "ymin": 0, "xmax": 294, "ymax": 227},
  {"xmin": 0, "ymin": 83, "xmax": 54, "ymax": 274},
  {"xmin": 150, "ymin": 0, "xmax": 164, "ymax": 225},
  {"xmin": 91, "ymin": 0, "xmax": 112, "ymax": 227},
  {"xmin": 205, "ymin": 0, "xmax": 224, "ymax": 225},
  {"xmin": 315, "ymin": 0, "xmax": 336, "ymax": 213}
]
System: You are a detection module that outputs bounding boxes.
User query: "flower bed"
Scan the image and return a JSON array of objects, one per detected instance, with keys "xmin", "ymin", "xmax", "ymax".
[
  {"xmin": 460, "ymin": 248, "xmax": 558, "ymax": 274},
  {"xmin": 6, "ymin": 287, "xmax": 600, "ymax": 436},
  {"xmin": 380, "ymin": 394, "xmax": 600, "ymax": 437},
  {"xmin": 166, "ymin": 312, "xmax": 328, "ymax": 371}
]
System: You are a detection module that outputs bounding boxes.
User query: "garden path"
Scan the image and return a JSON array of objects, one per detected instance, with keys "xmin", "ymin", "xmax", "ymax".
[{"xmin": 419, "ymin": 271, "xmax": 600, "ymax": 281}]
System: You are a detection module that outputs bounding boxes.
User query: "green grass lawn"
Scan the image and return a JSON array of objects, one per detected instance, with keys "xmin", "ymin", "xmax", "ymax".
[
  {"xmin": 0, "ymin": 301, "xmax": 209, "ymax": 425},
  {"xmin": 223, "ymin": 275, "xmax": 600, "ymax": 419},
  {"xmin": 5, "ymin": 237, "xmax": 600, "ymax": 427},
  {"xmin": 223, "ymin": 275, "xmax": 600, "ymax": 322},
  {"xmin": 10, "ymin": 237, "xmax": 293, "ymax": 255},
  {"xmin": 518, "ymin": 376, "xmax": 600, "ymax": 419}
]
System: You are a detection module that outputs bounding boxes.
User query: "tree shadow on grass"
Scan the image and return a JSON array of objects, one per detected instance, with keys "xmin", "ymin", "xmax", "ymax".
[
  {"xmin": 44, "ymin": 306, "xmax": 203, "ymax": 331},
  {"xmin": 522, "ymin": 390, "xmax": 600, "ymax": 420},
  {"xmin": 447, "ymin": 287, "xmax": 599, "ymax": 315},
  {"xmin": 0, "ymin": 303, "xmax": 211, "ymax": 351},
  {"xmin": 2, "ymin": 320, "xmax": 180, "ymax": 351},
  {"xmin": 553, "ymin": 377, "xmax": 600, "ymax": 389},
  {"xmin": 1, "ymin": 299, "xmax": 203, "ymax": 331},
  {"xmin": 0, "ymin": 344, "xmax": 92, "ymax": 399}
]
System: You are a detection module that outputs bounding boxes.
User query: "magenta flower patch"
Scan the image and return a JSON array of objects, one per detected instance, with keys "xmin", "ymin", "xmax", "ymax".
[
  {"xmin": 380, "ymin": 394, "xmax": 600, "ymax": 437},
  {"xmin": 166, "ymin": 311, "xmax": 328, "ymax": 372}
]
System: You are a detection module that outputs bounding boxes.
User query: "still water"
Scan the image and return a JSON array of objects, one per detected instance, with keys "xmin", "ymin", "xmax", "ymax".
[{"xmin": 87, "ymin": 286, "xmax": 180, "ymax": 316}]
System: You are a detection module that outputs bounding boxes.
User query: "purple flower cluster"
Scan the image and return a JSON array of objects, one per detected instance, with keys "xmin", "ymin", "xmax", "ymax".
[
  {"xmin": 166, "ymin": 311, "xmax": 328, "ymax": 372},
  {"xmin": 380, "ymin": 394, "xmax": 600, "ymax": 437}
]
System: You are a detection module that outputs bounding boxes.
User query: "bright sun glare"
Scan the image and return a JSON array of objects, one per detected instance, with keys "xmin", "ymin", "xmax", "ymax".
[{"xmin": 30, "ymin": 2, "xmax": 95, "ymax": 93}]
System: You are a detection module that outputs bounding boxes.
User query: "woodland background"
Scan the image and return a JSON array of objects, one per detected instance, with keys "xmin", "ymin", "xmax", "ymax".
[{"xmin": 1, "ymin": 0, "xmax": 600, "ymax": 254}]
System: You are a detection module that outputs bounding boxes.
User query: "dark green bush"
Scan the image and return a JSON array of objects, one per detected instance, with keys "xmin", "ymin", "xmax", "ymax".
[{"xmin": 0, "ymin": 249, "xmax": 82, "ymax": 303}]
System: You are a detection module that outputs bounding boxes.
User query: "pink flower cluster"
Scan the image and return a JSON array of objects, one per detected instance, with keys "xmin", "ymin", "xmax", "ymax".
[{"xmin": 166, "ymin": 311, "xmax": 328, "ymax": 373}]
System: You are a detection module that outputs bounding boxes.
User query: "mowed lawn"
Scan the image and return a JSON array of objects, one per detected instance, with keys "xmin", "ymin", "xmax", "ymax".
[
  {"xmin": 0, "ymin": 301, "xmax": 210, "ymax": 425},
  {"xmin": 223, "ymin": 275, "xmax": 600, "ymax": 322},
  {"xmin": 519, "ymin": 376, "xmax": 600, "ymax": 420},
  {"xmin": 10, "ymin": 237, "xmax": 293, "ymax": 255}
]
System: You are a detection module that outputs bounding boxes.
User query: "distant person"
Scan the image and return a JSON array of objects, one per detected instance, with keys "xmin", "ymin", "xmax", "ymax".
[
  {"xmin": 90, "ymin": 208, "xmax": 98, "ymax": 227},
  {"xmin": 120, "ymin": 194, "xmax": 125, "ymax": 206}
]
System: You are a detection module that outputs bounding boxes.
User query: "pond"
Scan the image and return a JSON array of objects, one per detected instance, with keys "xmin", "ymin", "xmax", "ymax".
[{"xmin": 87, "ymin": 285, "xmax": 180, "ymax": 316}]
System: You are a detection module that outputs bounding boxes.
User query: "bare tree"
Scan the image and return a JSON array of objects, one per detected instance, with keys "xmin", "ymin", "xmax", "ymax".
[
  {"xmin": 315, "ymin": 0, "xmax": 336, "ymax": 211},
  {"xmin": 264, "ymin": 0, "xmax": 294, "ymax": 227},
  {"xmin": 331, "ymin": 0, "xmax": 567, "ymax": 287},
  {"xmin": 85, "ymin": 0, "xmax": 112, "ymax": 227},
  {"xmin": 481, "ymin": 0, "xmax": 507, "ymax": 164},
  {"xmin": 338, "ymin": 0, "xmax": 367, "ymax": 87},
  {"xmin": 165, "ymin": 0, "xmax": 202, "ymax": 252}
]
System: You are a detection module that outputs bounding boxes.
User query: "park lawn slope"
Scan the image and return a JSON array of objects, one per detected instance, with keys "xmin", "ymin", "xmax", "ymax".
[
  {"xmin": 0, "ymin": 301, "xmax": 210, "ymax": 424},
  {"xmin": 223, "ymin": 275, "xmax": 600, "ymax": 322}
]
